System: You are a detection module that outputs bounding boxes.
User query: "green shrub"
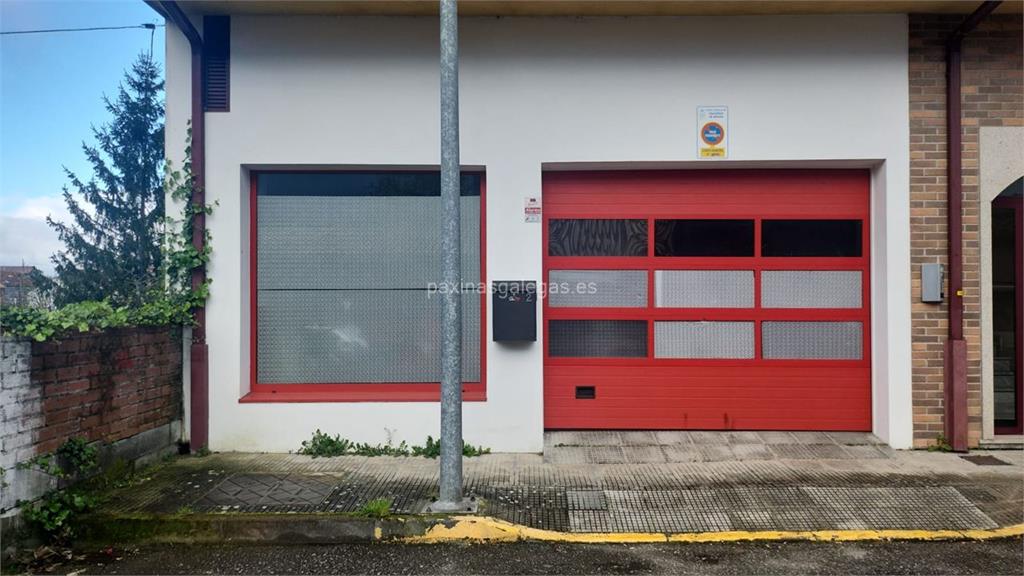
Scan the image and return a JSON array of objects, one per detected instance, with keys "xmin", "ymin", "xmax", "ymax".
[
  {"xmin": 298, "ymin": 430, "xmax": 354, "ymax": 457},
  {"xmin": 20, "ymin": 489, "xmax": 96, "ymax": 542},
  {"xmin": 354, "ymin": 498, "xmax": 392, "ymax": 518},
  {"xmin": 17, "ymin": 437, "xmax": 100, "ymax": 543},
  {"xmin": 298, "ymin": 431, "xmax": 489, "ymax": 459}
]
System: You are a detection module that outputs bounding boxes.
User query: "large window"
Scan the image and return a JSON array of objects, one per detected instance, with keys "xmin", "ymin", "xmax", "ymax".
[{"xmin": 249, "ymin": 172, "xmax": 484, "ymax": 401}]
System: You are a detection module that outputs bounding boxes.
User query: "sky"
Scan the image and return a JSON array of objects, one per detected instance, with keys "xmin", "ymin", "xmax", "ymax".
[{"xmin": 1, "ymin": 0, "xmax": 165, "ymax": 274}]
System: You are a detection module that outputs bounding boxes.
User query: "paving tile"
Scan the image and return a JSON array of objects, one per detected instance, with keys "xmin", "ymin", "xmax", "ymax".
[
  {"xmin": 757, "ymin": 431, "xmax": 797, "ymax": 444},
  {"xmin": 547, "ymin": 431, "xmax": 625, "ymax": 447},
  {"xmin": 619, "ymin": 431, "xmax": 658, "ymax": 445},
  {"xmin": 730, "ymin": 443, "xmax": 774, "ymax": 461},
  {"xmin": 577, "ymin": 431, "xmax": 623, "ymax": 446},
  {"xmin": 841, "ymin": 445, "xmax": 891, "ymax": 459},
  {"xmin": 826, "ymin": 431, "xmax": 880, "ymax": 445},
  {"xmin": 543, "ymin": 447, "xmax": 588, "ymax": 465},
  {"xmin": 770, "ymin": 443, "xmax": 849, "ymax": 460},
  {"xmin": 725, "ymin": 431, "xmax": 764, "ymax": 444},
  {"xmin": 567, "ymin": 490, "xmax": 607, "ymax": 511},
  {"xmin": 788, "ymin": 432, "xmax": 834, "ymax": 445},
  {"xmin": 584, "ymin": 446, "xmax": 627, "ymax": 464},
  {"xmin": 696, "ymin": 444, "xmax": 735, "ymax": 462},
  {"xmin": 653, "ymin": 431, "xmax": 691, "ymax": 445},
  {"xmin": 728, "ymin": 510, "xmax": 775, "ymax": 530},
  {"xmin": 690, "ymin": 431, "xmax": 731, "ymax": 444},
  {"xmin": 624, "ymin": 446, "xmax": 667, "ymax": 464},
  {"xmin": 662, "ymin": 446, "xmax": 702, "ymax": 463},
  {"xmin": 569, "ymin": 510, "xmax": 612, "ymax": 532}
]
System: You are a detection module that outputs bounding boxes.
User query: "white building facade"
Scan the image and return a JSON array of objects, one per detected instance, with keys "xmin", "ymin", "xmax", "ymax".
[{"xmin": 164, "ymin": 9, "xmax": 916, "ymax": 453}]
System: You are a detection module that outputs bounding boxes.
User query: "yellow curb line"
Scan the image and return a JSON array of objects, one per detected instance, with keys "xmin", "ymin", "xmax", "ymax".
[{"xmin": 400, "ymin": 517, "xmax": 1024, "ymax": 544}]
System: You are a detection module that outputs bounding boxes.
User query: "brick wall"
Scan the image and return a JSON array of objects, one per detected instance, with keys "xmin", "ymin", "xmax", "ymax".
[
  {"xmin": 909, "ymin": 14, "xmax": 1023, "ymax": 448},
  {"xmin": 1, "ymin": 326, "xmax": 182, "ymax": 513}
]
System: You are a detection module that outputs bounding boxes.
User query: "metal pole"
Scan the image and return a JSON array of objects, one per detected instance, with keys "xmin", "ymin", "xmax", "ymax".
[{"xmin": 435, "ymin": 0, "xmax": 464, "ymax": 511}]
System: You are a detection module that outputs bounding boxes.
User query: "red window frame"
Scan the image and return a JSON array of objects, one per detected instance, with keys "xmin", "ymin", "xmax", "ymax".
[{"xmin": 241, "ymin": 170, "xmax": 487, "ymax": 403}]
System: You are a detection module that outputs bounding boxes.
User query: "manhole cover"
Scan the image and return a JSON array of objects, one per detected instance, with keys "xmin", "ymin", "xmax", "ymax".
[{"xmin": 959, "ymin": 455, "xmax": 1011, "ymax": 466}]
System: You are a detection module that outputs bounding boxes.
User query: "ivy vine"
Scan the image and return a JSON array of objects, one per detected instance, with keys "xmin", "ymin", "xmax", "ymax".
[{"xmin": 0, "ymin": 127, "xmax": 213, "ymax": 342}]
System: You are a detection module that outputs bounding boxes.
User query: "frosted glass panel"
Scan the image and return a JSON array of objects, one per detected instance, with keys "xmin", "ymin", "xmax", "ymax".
[
  {"xmin": 761, "ymin": 271, "xmax": 862, "ymax": 308},
  {"xmin": 654, "ymin": 322, "xmax": 754, "ymax": 359},
  {"xmin": 257, "ymin": 291, "xmax": 480, "ymax": 383},
  {"xmin": 258, "ymin": 196, "xmax": 479, "ymax": 289},
  {"xmin": 549, "ymin": 270, "xmax": 647, "ymax": 308},
  {"xmin": 762, "ymin": 321, "xmax": 862, "ymax": 360},
  {"xmin": 655, "ymin": 270, "xmax": 754, "ymax": 308}
]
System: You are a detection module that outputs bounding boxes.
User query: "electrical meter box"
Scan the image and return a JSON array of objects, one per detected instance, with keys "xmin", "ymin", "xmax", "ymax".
[
  {"xmin": 492, "ymin": 281, "xmax": 537, "ymax": 342},
  {"xmin": 921, "ymin": 263, "xmax": 945, "ymax": 303}
]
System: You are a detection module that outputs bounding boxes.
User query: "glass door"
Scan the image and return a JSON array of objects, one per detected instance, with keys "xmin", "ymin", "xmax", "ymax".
[{"xmin": 993, "ymin": 180, "xmax": 1023, "ymax": 435}]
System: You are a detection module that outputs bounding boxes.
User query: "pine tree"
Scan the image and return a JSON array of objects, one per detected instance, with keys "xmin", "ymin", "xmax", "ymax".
[{"xmin": 48, "ymin": 55, "xmax": 165, "ymax": 307}]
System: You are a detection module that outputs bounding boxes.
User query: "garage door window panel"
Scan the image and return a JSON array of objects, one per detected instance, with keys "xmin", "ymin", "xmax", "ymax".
[
  {"xmin": 654, "ymin": 321, "xmax": 755, "ymax": 359},
  {"xmin": 549, "ymin": 270, "xmax": 647, "ymax": 308},
  {"xmin": 549, "ymin": 219, "xmax": 647, "ymax": 257},
  {"xmin": 549, "ymin": 320, "xmax": 648, "ymax": 358},
  {"xmin": 761, "ymin": 219, "xmax": 862, "ymax": 257},
  {"xmin": 762, "ymin": 321, "xmax": 863, "ymax": 360},
  {"xmin": 655, "ymin": 219, "xmax": 754, "ymax": 257},
  {"xmin": 762, "ymin": 271, "xmax": 863, "ymax": 309},
  {"xmin": 655, "ymin": 270, "xmax": 754, "ymax": 308}
]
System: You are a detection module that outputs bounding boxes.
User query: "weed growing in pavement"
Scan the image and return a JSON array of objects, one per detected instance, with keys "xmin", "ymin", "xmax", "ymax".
[
  {"xmin": 298, "ymin": 430, "xmax": 490, "ymax": 459},
  {"xmin": 299, "ymin": 431, "xmax": 354, "ymax": 457},
  {"xmin": 354, "ymin": 498, "xmax": 392, "ymax": 518},
  {"xmin": 927, "ymin": 434, "xmax": 953, "ymax": 452}
]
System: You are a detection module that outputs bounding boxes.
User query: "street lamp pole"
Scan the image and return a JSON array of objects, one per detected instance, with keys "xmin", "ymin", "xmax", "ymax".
[{"xmin": 434, "ymin": 0, "xmax": 466, "ymax": 512}]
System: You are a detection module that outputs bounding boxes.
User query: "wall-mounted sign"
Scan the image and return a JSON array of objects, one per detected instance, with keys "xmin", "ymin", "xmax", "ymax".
[
  {"xmin": 697, "ymin": 105, "xmax": 728, "ymax": 159},
  {"xmin": 524, "ymin": 196, "xmax": 541, "ymax": 223}
]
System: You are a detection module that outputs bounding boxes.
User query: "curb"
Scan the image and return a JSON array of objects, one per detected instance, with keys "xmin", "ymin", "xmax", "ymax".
[
  {"xmin": 407, "ymin": 517, "xmax": 1024, "ymax": 544},
  {"xmin": 78, "ymin": 513, "xmax": 1024, "ymax": 546}
]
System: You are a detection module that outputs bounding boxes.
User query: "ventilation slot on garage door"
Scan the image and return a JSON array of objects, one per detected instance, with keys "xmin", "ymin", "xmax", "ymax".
[{"xmin": 575, "ymin": 386, "xmax": 596, "ymax": 399}]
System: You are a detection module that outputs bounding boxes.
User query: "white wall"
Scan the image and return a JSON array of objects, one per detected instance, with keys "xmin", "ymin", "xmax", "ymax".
[{"xmin": 166, "ymin": 14, "xmax": 912, "ymax": 452}]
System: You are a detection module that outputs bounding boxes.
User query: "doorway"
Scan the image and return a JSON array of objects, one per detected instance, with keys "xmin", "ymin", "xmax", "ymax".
[{"xmin": 992, "ymin": 177, "xmax": 1023, "ymax": 435}]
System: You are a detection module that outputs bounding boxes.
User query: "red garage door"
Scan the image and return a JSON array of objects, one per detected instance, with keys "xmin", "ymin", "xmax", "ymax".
[{"xmin": 543, "ymin": 170, "xmax": 871, "ymax": 431}]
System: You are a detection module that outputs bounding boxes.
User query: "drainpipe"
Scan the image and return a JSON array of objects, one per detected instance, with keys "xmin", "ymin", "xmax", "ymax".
[
  {"xmin": 944, "ymin": 1, "xmax": 1001, "ymax": 452},
  {"xmin": 151, "ymin": 0, "xmax": 208, "ymax": 451}
]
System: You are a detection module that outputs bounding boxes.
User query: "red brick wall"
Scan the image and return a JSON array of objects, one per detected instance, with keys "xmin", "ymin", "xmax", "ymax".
[
  {"xmin": 909, "ymin": 14, "xmax": 1023, "ymax": 448},
  {"xmin": 29, "ymin": 327, "xmax": 182, "ymax": 454}
]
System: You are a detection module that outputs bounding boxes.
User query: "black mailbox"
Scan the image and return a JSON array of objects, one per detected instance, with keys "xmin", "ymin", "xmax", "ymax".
[{"xmin": 492, "ymin": 281, "xmax": 537, "ymax": 342}]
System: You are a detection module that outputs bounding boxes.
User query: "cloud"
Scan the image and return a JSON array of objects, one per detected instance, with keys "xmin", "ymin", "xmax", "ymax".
[
  {"xmin": 11, "ymin": 194, "xmax": 72, "ymax": 221},
  {"xmin": 0, "ymin": 215, "xmax": 60, "ymax": 275},
  {"xmin": 0, "ymin": 193, "xmax": 75, "ymax": 276}
]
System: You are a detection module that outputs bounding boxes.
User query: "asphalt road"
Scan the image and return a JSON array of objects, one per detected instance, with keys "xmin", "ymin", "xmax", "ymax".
[{"xmin": 53, "ymin": 538, "xmax": 1023, "ymax": 575}]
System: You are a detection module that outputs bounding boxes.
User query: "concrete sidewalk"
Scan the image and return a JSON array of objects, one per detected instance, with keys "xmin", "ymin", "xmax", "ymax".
[{"xmin": 87, "ymin": 432, "xmax": 1023, "ymax": 541}]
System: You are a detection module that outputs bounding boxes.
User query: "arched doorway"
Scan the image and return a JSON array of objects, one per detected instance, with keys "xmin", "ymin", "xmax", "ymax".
[{"xmin": 992, "ymin": 177, "xmax": 1023, "ymax": 435}]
